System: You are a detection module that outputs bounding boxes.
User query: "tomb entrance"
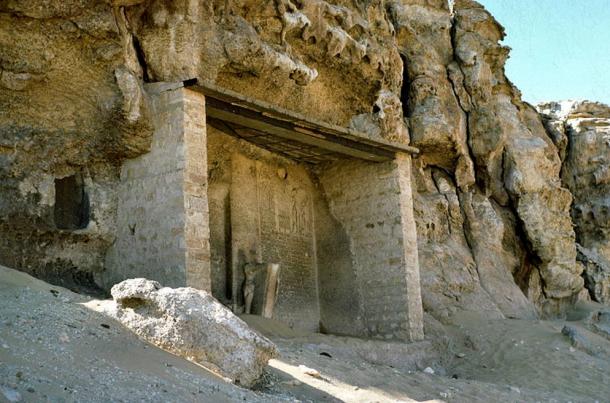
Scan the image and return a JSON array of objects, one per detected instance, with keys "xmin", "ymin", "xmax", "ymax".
[
  {"xmin": 108, "ymin": 81, "xmax": 424, "ymax": 341},
  {"xmin": 198, "ymin": 81, "xmax": 423, "ymax": 340}
]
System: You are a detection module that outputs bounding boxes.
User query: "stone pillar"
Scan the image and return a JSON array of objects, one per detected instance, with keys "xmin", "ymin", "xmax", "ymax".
[
  {"xmin": 103, "ymin": 83, "xmax": 211, "ymax": 291},
  {"xmin": 318, "ymin": 153, "xmax": 424, "ymax": 341},
  {"xmin": 395, "ymin": 153, "xmax": 424, "ymax": 341},
  {"xmin": 183, "ymin": 89, "xmax": 211, "ymax": 291}
]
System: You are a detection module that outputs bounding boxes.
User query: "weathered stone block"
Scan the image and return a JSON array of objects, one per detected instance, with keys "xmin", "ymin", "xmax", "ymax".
[{"xmin": 108, "ymin": 278, "xmax": 278, "ymax": 388}]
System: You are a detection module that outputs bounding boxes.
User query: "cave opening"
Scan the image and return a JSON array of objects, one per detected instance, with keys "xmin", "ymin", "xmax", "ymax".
[{"xmin": 54, "ymin": 174, "xmax": 90, "ymax": 230}]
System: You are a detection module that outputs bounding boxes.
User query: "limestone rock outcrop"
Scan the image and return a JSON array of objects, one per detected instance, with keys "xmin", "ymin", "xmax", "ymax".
[
  {"xmin": 399, "ymin": 0, "xmax": 585, "ymax": 320},
  {"xmin": 388, "ymin": 0, "xmax": 474, "ymax": 188},
  {"xmin": 127, "ymin": 0, "xmax": 407, "ymax": 138},
  {"xmin": 0, "ymin": 0, "xmax": 153, "ymax": 291},
  {"xmin": 0, "ymin": 0, "xmax": 607, "ymax": 327},
  {"xmin": 451, "ymin": 0, "xmax": 582, "ymax": 308},
  {"xmin": 539, "ymin": 101, "xmax": 610, "ymax": 304},
  {"xmin": 106, "ymin": 278, "xmax": 279, "ymax": 387},
  {"xmin": 0, "ymin": 0, "xmax": 409, "ymax": 291}
]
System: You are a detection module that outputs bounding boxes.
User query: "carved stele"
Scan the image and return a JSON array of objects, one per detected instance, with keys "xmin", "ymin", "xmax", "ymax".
[
  {"xmin": 262, "ymin": 263, "xmax": 280, "ymax": 318},
  {"xmin": 243, "ymin": 262, "xmax": 281, "ymax": 317}
]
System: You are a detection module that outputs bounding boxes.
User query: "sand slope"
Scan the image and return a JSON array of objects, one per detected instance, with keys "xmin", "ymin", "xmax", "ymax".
[
  {"xmin": 249, "ymin": 315, "xmax": 609, "ymax": 402},
  {"xmin": 1, "ymin": 265, "xmax": 609, "ymax": 402},
  {"xmin": 0, "ymin": 266, "xmax": 273, "ymax": 402}
]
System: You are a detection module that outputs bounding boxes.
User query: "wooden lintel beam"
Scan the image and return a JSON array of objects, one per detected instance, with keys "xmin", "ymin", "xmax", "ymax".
[
  {"xmin": 206, "ymin": 105, "xmax": 388, "ymax": 162},
  {"xmin": 185, "ymin": 79, "xmax": 420, "ymax": 159}
]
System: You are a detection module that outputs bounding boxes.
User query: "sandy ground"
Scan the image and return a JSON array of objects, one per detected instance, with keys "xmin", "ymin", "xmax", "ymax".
[
  {"xmin": 1, "ymin": 265, "xmax": 609, "ymax": 402},
  {"xmin": 247, "ymin": 313, "xmax": 609, "ymax": 403},
  {"xmin": 0, "ymin": 267, "xmax": 275, "ymax": 402}
]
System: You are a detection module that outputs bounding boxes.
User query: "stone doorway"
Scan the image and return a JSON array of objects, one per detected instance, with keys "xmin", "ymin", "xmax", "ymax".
[
  {"xmin": 108, "ymin": 81, "xmax": 424, "ymax": 341},
  {"xmin": 207, "ymin": 130, "xmax": 326, "ymax": 332},
  {"xmin": 199, "ymin": 81, "xmax": 423, "ymax": 340}
]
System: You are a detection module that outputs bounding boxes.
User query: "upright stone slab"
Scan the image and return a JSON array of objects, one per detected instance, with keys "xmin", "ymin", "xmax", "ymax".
[
  {"xmin": 104, "ymin": 83, "xmax": 211, "ymax": 291},
  {"xmin": 229, "ymin": 152, "xmax": 320, "ymax": 332},
  {"xmin": 319, "ymin": 153, "xmax": 424, "ymax": 341}
]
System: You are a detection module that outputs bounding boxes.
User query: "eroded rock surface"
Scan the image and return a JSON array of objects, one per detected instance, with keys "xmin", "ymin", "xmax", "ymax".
[
  {"xmin": 451, "ymin": 0, "xmax": 582, "ymax": 309},
  {"xmin": 106, "ymin": 278, "xmax": 279, "ymax": 387},
  {"xmin": 0, "ymin": 0, "xmax": 153, "ymax": 291},
  {"xmin": 0, "ymin": 0, "xmax": 607, "ymax": 325},
  {"xmin": 403, "ymin": 0, "xmax": 585, "ymax": 321},
  {"xmin": 539, "ymin": 101, "xmax": 610, "ymax": 304},
  {"xmin": 0, "ymin": 0, "xmax": 409, "ymax": 293},
  {"xmin": 413, "ymin": 164, "xmax": 536, "ymax": 321}
]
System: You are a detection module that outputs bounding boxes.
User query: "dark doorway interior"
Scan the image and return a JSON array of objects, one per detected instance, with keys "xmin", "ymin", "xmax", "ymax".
[{"xmin": 54, "ymin": 174, "xmax": 90, "ymax": 230}]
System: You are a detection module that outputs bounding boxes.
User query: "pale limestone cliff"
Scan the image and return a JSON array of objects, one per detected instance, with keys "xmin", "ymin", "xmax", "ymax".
[
  {"xmin": 0, "ymin": 0, "xmax": 606, "ymax": 321},
  {"xmin": 539, "ymin": 100, "xmax": 610, "ymax": 304},
  {"xmin": 397, "ymin": 0, "xmax": 585, "ymax": 319}
]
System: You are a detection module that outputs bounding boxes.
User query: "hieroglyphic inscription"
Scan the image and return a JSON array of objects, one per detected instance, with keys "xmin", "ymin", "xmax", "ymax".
[
  {"xmin": 243, "ymin": 158, "xmax": 318, "ymax": 330},
  {"xmin": 256, "ymin": 162, "xmax": 313, "ymax": 238},
  {"xmin": 273, "ymin": 191, "xmax": 312, "ymax": 236}
]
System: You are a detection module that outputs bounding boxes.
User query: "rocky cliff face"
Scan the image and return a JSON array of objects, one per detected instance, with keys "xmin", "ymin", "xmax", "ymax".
[
  {"xmin": 0, "ymin": 0, "xmax": 606, "ymax": 318},
  {"xmin": 538, "ymin": 101, "xmax": 610, "ymax": 305},
  {"xmin": 397, "ymin": 0, "xmax": 586, "ymax": 319},
  {"xmin": 0, "ymin": 0, "xmax": 152, "ymax": 292}
]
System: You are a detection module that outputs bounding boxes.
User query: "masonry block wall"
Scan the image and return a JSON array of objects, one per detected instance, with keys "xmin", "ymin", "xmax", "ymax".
[
  {"xmin": 232, "ymin": 153, "xmax": 321, "ymax": 331},
  {"xmin": 182, "ymin": 90, "xmax": 211, "ymax": 291},
  {"xmin": 103, "ymin": 84, "xmax": 211, "ymax": 290},
  {"xmin": 314, "ymin": 186, "xmax": 366, "ymax": 337},
  {"xmin": 208, "ymin": 128, "xmax": 383, "ymax": 334},
  {"xmin": 318, "ymin": 154, "xmax": 424, "ymax": 341},
  {"xmin": 102, "ymin": 81, "xmax": 424, "ymax": 341}
]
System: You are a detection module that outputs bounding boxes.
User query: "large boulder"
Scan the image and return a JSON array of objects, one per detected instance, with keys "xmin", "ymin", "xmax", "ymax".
[{"xmin": 108, "ymin": 278, "xmax": 278, "ymax": 387}]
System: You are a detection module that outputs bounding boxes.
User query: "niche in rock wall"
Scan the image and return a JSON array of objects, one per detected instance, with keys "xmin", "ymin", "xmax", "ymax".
[
  {"xmin": 229, "ymin": 152, "xmax": 320, "ymax": 331},
  {"xmin": 54, "ymin": 174, "xmax": 90, "ymax": 230},
  {"xmin": 206, "ymin": 128, "xmax": 365, "ymax": 336}
]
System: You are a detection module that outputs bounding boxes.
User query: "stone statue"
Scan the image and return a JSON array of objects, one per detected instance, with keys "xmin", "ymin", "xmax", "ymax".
[{"xmin": 243, "ymin": 261, "xmax": 260, "ymax": 315}]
